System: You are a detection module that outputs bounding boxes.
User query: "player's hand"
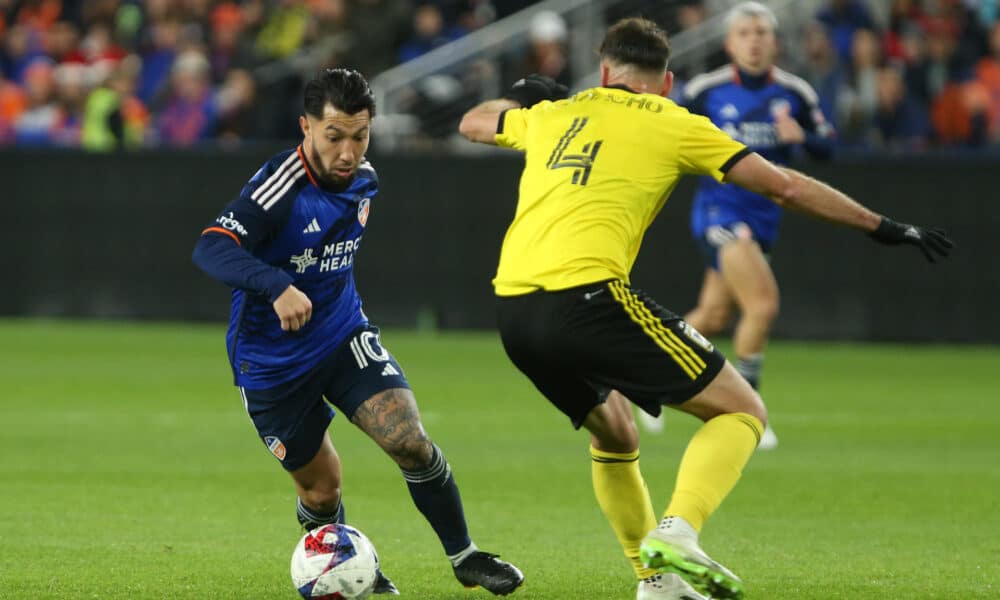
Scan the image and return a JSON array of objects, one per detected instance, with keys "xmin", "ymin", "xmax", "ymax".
[
  {"xmin": 503, "ymin": 74, "xmax": 569, "ymax": 108},
  {"xmin": 273, "ymin": 285, "xmax": 313, "ymax": 331},
  {"xmin": 773, "ymin": 105, "xmax": 805, "ymax": 144},
  {"xmin": 869, "ymin": 217, "xmax": 954, "ymax": 262}
]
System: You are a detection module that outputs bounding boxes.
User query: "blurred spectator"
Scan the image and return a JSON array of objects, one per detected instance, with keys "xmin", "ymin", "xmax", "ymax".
[
  {"xmin": 399, "ymin": 4, "xmax": 466, "ymax": 63},
  {"xmin": 504, "ymin": 10, "xmax": 569, "ymax": 87},
  {"xmin": 817, "ymin": 0, "xmax": 877, "ymax": 63},
  {"xmin": 78, "ymin": 21, "xmax": 127, "ymax": 83},
  {"xmin": 16, "ymin": 0, "xmax": 62, "ymax": 32},
  {"xmin": 884, "ymin": 0, "xmax": 924, "ymax": 61},
  {"xmin": 839, "ymin": 28, "xmax": 882, "ymax": 143},
  {"xmin": 50, "ymin": 60, "xmax": 88, "ymax": 145},
  {"xmin": 0, "ymin": 69, "xmax": 27, "ymax": 143},
  {"xmin": 214, "ymin": 67, "xmax": 257, "ymax": 142},
  {"xmin": 670, "ymin": 2, "xmax": 727, "ymax": 83},
  {"xmin": 156, "ymin": 49, "xmax": 215, "ymax": 145},
  {"xmin": 799, "ymin": 21, "xmax": 846, "ymax": 127},
  {"xmin": 931, "ymin": 76, "xmax": 989, "ymax": 145},
  {"xmin": 81, "ymin": 54, "xmax": 147, "ymax": 151},
  {"xmin": 871, "ymin": 65, "xmax": 931, "ymax": 151},
  {"xmin": 208, "ymin": 1, "xmax": 258, "ymax": 83},
  {"xmin": 13, "ymin": 57, "xmax": 60, "ymax": 145},
  {"xmin": 933, "ymin": 0, "xmax": 989, "ymax": 70},
  {"xmin": 255, "ymin": 0, "xmax": 310, "ymax": 59},
  {"xmin": 3, "ymin": 24, "xmax": 46, "ymax": 82},
  {"xmin": 974, "ymin": 21, "xmax": 1000, "ymax": 141},
  {"xmin": 924, "ymin": 17, "xmax": 968, "ymax": 97},
  {"xmin": 137, "ymin": 17, "xmax": 181, "ymax": 104},
  {"xmin": 343, "ymin": 0, "xmax": 413, "ymax": 77},
  {"xmin": 46, "ymin": 20, "xmax": 84, "ymax": 64}
]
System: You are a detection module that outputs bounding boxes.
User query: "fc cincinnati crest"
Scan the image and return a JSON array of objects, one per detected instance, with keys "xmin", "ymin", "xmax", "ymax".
[
  {"xmin": 264, "ymin": 436, "xmax": 286, "ymax": 461},
  {"xmin": 358, "ymin": 197, "xmax": 370, "ymax": 227}
]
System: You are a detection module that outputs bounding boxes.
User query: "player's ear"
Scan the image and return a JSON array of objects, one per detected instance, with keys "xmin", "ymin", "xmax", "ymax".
[
  {"xmin": 661, "ymin": 71, "xmax": 674, "ymax": 97},
  {"xmin": 599, "ymin": 61, "xmax": 610, "ymax": 86},
  {"xmin": 299, "ymin": 115, "xmax": 309, "ymax": 137}
]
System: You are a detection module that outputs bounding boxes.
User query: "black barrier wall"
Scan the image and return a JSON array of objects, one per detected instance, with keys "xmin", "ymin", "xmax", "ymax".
[{"xmin": 1, "ymin": 148, "xmax": 995, "ymax": 342}]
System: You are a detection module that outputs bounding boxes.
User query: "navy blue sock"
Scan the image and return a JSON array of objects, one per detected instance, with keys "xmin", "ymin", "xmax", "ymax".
[
  {"xmin": 296, "ymin": 496, "xmax": 344, "ymax": 530},
  {"xmin": 401, "ymin": 444, "xmax": 472, "ymax": 555}
]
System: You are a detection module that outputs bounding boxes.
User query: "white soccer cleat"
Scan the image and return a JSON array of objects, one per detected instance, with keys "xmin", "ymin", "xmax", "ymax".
[
  {"xmin": 640, "ymin": 517, "xmax": 743, "ymax": 599},
  {"xmin": 757, "ymin": 423, "xmax": 778, "ymax": 451},
  {"xmin": 637, "ymin": 573, "xmax": 712, "ymax": 600},
  {"xmin": 637, "ymin": 408, "xmax": 666, "ymax": 434}
]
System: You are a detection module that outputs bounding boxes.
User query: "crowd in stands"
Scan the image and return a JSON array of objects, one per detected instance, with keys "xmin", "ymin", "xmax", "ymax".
[{"xmin": 1, "ymin": 0, "xmax": 999, "ymax": 153}]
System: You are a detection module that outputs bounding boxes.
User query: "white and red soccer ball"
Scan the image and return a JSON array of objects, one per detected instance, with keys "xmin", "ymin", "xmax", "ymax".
[{"xmin": 291, "ymin": 523, "xmax": 379, "ymax": 599}]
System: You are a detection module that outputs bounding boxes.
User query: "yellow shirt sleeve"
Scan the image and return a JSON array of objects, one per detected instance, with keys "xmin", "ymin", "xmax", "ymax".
[
  {"xmin": 677, "ymin": 113, "xmax": 749, "ymax": 182},
  {"xmin": 495, "ymin": 108, "xmax": 529, "ymax": 151}
]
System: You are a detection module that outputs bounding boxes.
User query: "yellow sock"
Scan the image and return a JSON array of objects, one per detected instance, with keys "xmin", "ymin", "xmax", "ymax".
[
  {"xmin": 664, "ymin": 412, "xmax": 763, "ymax": 532},
  {"xmin": 590, "ymin": 446, "xmax": 658, "ymax": 579}
]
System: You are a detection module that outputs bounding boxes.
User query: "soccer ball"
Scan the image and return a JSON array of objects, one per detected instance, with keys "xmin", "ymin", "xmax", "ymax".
[{"xmin": 291, "ymin": 523, "xmax": 379, "ymax": 599}]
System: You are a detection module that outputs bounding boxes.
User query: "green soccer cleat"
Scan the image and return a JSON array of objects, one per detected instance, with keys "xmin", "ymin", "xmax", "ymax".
[
  {"xmin": 637, "ymin": 573, "xmax": 711, "ymax": 600},
  {"xmin": 640, "ymin": 517, "xmax": 743, "ymax": 599}
]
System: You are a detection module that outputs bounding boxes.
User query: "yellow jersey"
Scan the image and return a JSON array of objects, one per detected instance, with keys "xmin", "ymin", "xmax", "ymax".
[{"xmin": 493, "ymin": 85, "xmax": 748, "ymax": 296}]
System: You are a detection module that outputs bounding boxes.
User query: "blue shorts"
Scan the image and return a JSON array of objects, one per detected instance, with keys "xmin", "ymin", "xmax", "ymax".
[
  {"xmin": 694, "ymin": 221, "xmax": 774, "ymax": 271},
  {"xmin": 239, "ymin": 325, "xmax": 409, "ymax": 471}
]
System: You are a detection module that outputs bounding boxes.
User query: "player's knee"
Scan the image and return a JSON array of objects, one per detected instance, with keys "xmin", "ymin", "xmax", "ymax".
[
  {"xmin": 589, "ymin": 408, "xmax": 639, "ymax": 453},
  {"xmin": 744, "ymin": 295, "xmax": 779, "ymax": 325},
  {"xmin": 738, "ymin": 388, "xmax": 768, "ymax": 427},
  {"xmin": 687, "ymin": 305, "xmax": 729, "ymax": 335},
  {"xmin": 703, "ymin": 305, "xmax": 732, "ymax": 333},
  {"xmin": 384, "ymin": 435, "xmax": 434, "ymax": 471},
  {"xmin": 300, "ymin": 485, "xmax": 342, "ymax": 514}
]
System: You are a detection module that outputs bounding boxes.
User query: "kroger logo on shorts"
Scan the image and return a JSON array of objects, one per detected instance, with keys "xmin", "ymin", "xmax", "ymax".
[{"xmin": 264, "ymin": 436, "xmax": 287, "ymax": 461}]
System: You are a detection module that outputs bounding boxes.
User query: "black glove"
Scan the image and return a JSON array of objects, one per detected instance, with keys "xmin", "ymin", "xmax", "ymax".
[
  {"xmin": 503, "ymin": 74, "xmax": 569, "ymax": 108},
  {"xmin": 869, "ymin": 217, "xmax": 954, "ymax": 262}
]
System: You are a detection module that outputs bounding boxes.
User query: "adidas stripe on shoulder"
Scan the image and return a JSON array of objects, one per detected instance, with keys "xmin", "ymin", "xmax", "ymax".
[
  {"xmin": 772, "ymin": 68, "xmax": 820, "ymax": 107},
  {"xmin": 684, "ymin": 65, "xmax": 735, "ymax": 100},
  {"xmin": 249, "ymin": 151, "xmax": 307, "ymax": 211}
]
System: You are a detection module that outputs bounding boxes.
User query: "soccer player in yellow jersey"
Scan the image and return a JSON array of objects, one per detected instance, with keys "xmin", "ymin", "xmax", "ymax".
[{"xmin": 459, "ymin": 17, "xmax": 952, "ymax": 600}]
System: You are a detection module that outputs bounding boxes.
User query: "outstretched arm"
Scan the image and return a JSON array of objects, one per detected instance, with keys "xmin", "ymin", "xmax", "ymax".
[
  {"xmin": 458, "ymin": 74, "xmax": 569, "ymax": 145},
  {"xmin": 724, "ymin": 152, "xmax": 953, "ymax": 261},
  {"xmin": 458, "ymin": 99, "xmax": 520, "ymax": 145}
]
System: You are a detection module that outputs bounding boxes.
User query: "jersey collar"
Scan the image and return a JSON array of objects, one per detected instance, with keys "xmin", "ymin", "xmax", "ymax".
[
  {"xmin": 733, "ymin": 64, "xmax": 774, "ymax": 90},
  {"xmin": 603, "ymin": 83, "xmax": 639, "ymax": 94}
]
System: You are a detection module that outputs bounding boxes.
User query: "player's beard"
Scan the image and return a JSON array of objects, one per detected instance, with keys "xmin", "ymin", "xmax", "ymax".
[{"xmin": 309, "ymin": 141, "xmax": 355, "ymax": 186}]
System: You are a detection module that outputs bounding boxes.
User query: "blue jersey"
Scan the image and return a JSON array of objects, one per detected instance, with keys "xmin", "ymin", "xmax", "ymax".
[
  {"xmin": 195, "ymin": 146, "xmax": 377, "ymax": 389},
  {"xmin": 685, "ymin": 65, "xmax": 834, "ymax": 243}
]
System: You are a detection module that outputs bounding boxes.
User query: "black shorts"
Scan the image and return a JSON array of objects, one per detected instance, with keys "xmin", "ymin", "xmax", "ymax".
[{"xmin": 496, "ymin": 280, "xmax": 725, "ymax": 428}]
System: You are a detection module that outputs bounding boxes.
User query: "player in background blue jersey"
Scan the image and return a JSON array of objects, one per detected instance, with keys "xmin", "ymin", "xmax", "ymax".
[
  {"xmin": 639, "ymin": 3, "xmax": 835, "ymax": 449},
  {"xmin": 191, "ymin": 69, "xmax": 523, "ymax": 596}
]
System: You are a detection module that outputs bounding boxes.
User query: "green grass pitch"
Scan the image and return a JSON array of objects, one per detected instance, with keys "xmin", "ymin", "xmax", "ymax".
[{"xmin": 1, "ymin": 319, "xmax": 997, "ymax": 599}]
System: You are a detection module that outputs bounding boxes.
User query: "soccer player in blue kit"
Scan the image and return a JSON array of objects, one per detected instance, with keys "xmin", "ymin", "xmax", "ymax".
[
  {"xmin": 639, "ymin": 3, "xmax": 835, "ymax": 448},
  {"xmin": 192, "ymin": 68, "xmax": 523, "ymax": 596}
]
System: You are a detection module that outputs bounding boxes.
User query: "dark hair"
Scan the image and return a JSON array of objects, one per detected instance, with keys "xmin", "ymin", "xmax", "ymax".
[
  {"xmin": 303, "ymin": 68, "xmax": 376, "ymax": 118},
  {"xmin": 599, "ymin": 18, "xmax": 671, "ymax": 72}
]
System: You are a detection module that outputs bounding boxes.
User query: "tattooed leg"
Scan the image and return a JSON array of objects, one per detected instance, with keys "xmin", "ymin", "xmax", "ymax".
[
  {"xmin": 351, "ymin": 387, "xmax": 433, "ymax": 469},
  {"xmin": 352, "ymin": 388, "xmax": 473, "ymax": 555}
]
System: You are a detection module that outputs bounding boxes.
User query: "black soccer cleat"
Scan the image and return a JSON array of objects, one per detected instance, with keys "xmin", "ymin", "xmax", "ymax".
[
  {"xmin": 372, "ymin": 569, "xmax": 400, "ymax": 595},
  {"xmin": 453, "ymin": 551, "xmax": 524, "ymax": 596}
]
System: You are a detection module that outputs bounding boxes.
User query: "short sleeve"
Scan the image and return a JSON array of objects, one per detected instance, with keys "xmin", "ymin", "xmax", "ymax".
[
  {"xmin": 495, "ymin": 107, "xmax": 529, "ymax": 151},
  {"xmin": 677, "ymin": 114, "xmax": 749, "ymax": 181}
]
